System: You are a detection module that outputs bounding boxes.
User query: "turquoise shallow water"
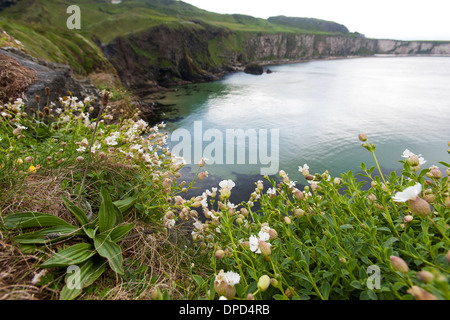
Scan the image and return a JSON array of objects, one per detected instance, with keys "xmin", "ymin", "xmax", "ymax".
[{"xmin": 159, "ymin": 56, "xmax": 450, "ymax": 201}]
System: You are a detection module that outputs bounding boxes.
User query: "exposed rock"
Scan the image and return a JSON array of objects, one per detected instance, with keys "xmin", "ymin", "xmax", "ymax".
[
  {"xmin": 105, "ymin": 24, "xmax": 225, "ymax": 94},
  {"xmin": 244, "ymin": 63, "xmax": 264, "ymax": 75},
  {"xmin": 0, "ymin": 0, "xmax": 19, "ymax": 11},
  {"xmin": 0, "ymin": 48, "xmax": 100, "ymax": 110}
]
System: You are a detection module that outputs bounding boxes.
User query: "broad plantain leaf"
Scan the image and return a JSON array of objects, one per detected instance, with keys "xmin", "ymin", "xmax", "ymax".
[
  {"xmin": 113, "ymin": 194, "xmax": 138, "ymax": 216},
  {"xmin": 4, "ymin": 212, "xmax": 74, "ymax": 229},
  {"xmin": 59, "ymin": 256, "xmax": 107, "ymax": 300},
  {"xmin": 62, "ymin": 197, "xmax": 90, "ymax": 226},
  {"xmin": 13, "ymin": 225, "xmax": 83, "ymax": 244},
  {"xmin": 41, "ymin": 243, "xmax": 96, "ymax": 268},
  {"xmin": 106, "ymin": 224, "xmax": 134, "ymax": 243},
  {"xmin": 98, "ymin": 187, "xmax": 117, "ymax": 233},
  {"xmin": 94, "ymin": 234, "xmax": 124, "ymax": 275}
]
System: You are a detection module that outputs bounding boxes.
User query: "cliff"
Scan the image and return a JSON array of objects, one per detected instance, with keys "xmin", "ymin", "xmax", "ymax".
[
  {"xmin": 1, "ymin": 0, "xmax": 450, "ymax": 100},
  {"xmin": 104, "ymin": 27, "xmax": 450, "ymax": 93}
]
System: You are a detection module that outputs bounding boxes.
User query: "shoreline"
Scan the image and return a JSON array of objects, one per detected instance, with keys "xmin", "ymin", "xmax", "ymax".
[{"xmin": 139, "ymin": 53, "xmax": 450, "ymax": 125}]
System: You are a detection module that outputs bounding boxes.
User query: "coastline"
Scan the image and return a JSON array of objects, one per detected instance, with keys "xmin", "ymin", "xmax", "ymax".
[{"xmin": 141, "ymin": 53, "xmax": 450, "ymax": 125}]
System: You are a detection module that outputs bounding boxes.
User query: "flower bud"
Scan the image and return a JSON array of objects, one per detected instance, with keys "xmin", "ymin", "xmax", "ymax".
[
  {"xmin": 293, "ymin": 188, "xmax": 304, "ymax": 201},
  {"xmin": 407, "ymin": 286, "xmax": 438, "ymax": 300},
  {"xmin": 406, "ymin": 155, "xmax": 420, "ymax": 167},
  {"xmin": 417, "ymin": 271, "xmax": 434, "ymax": 283},
  {"xmin": 358, "ymin": 133, "xmax": 367, "ymax": 142},
  {"xmin": 162, "ymin": 178, "xmax": 171, "ymax": 189},
  {"xmin": 268, "ymin": 228, "xmax": 278, "ymax": 240},
  {"xmin": 390, "ymin": 256, "xmax": 409, "ymax": 273},
  {"xmin": 403, "ymin": 215, "xmax": 414, "ymax": 223},
  {"xmin": 76, "ymin": 156, "xmax": 84, "ymax": 162},
  {"xmin": 246, "ymin": 294, "xmax": 255, "ymax": 300},
  {"xmin": 257, "ymin": 275, "xmax": 271, "ymax": 292},
  {"xmin": 13, "ymin": 127, "xmax": 22, "ymax": 136},
  {"xmin": 425, "ymin": 166, "xmax": 440, "ymax": 179},
  {"xmin": 165, "ymin": 211, "xmax": 175, "ymax": 220},
  {"xmin": 198, "ymin": 171, "xmax": 208, "ymax": 180},
  {"xmin": 220, "ymin": 187, "xmax": 231, "ymax": 199},
  {"xmin": 198, "ymin": 158, "xmax": 206, "ymax": 167},
  {"xmin": 294, "ymin": 208, "xmax": 305, "ymax": 217},
  {"xmin": 256, "ymin": 180, "xmax": 264, "ymax": 191},
  {"xmin": 259, "ymin": 240, "xmax": 271, "ymax": 257},
  {"xmin": 409, "ymin": 197, "xmax": 431, "ymax": 217},
  {"xmin": 423, "ymin": 194, "xmax": 436, "ymax": 204},
  {"xmin": 215, "ymin": 250, "xmax": 225, "ymax": 260},
  {"xmin": 24, "ymin": 156, "xmax": 33, "ymax": 163},
  {"xmin": 446, "ymin": 250, "xmax": 450, "ymax": 264},
  {"xmin": 284, "ymin": 216, "xmax": 291, "ymax": 224}
]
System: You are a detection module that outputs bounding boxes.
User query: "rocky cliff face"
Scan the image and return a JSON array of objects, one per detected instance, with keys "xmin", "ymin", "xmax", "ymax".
[
  {"xmin": 105, "ymin": 23, "xmax": 226, "ymax": 94},
  {"xmin": 0, "ymin": 48, "xmax": 99, "ymax": 110},
  {"xmin": 105, "ymin": 26, "xmax": 450, "ymax": 93},
  {"xmin": 245, "ymin": 34, "xmax": 450, "ymax": 61}
]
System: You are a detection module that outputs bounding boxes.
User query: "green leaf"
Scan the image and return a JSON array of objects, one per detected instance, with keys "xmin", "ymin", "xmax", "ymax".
[
  {"xmin": 108, "ymin": 224, "xmax": 134, "ymax": 243},
  {"xmin": 320, "ymin": 282, "xmax": 331, "ymax": 300},
  {"xmin": 438, "ymin": 161, "xmax": 450, "ymax": 168},
  {"xmin": 113, "ymin": 194, "xmax": 138, "ymax": 215},
  {"xmin": 13, "ymin": 225, "xmax": 82, "ymax": 244},
  {"xmin": 350, "ymin": 280, "xmax": 363, "ymax": 289},
  {"xmin": 59, "ymin": 257, "xmax": 107, "ymax": 300},
  {"xmin": 98, "ymin": 187, "xmax": 117, "ymax": 233},
  {"xmin": 4, "ymin": 212, "xmax": 74, "ymax": 229},
  {"xmin": 94, "ymin": 234, "xmax": 124, "ymax": 275},
  {"xmin": 192, "ymin": 275, "xmax": 204, "ymax": 287},
  {"xmin": 41, "ymin": 243, "xmax": 96, "ymax": 268},
  {"xmin": 62, "ymin": 197, "xmax": 90, "ymax": 226},
  {"xmin": 273, "ymin": 294, "xmax": 289, "ymax": 300},
  {"xmin": 83, "ymin": 226, "xmax": 98, "ymax": 239}
]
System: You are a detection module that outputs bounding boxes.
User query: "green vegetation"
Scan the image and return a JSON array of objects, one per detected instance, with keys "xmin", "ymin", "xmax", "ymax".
[
  {"xmin": 1, "ymin": 92, "xmax": 449, "ymax": 300},
  {"xmin": 0, "ymin": 0, "xmax": 355, "ymax": 76}
]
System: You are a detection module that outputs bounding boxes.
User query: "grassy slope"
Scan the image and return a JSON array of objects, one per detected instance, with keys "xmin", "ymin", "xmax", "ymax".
[{"xmin": 0, "ymin": 0, "xmax": 351, "ymax": 75}]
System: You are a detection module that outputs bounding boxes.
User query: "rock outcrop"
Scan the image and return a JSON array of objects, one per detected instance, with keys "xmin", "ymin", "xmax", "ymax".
[
  {"xmin": 0, "ymin": 48, "xmax": 100, "ymax": 110},
  {"xmin": 244, "ymin": 63, "xmax": 264, "ymax": 75}
]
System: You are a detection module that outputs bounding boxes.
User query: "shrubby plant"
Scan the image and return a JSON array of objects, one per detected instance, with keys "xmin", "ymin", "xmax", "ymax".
[
  {"xmin": 186, "ymin": 136, "xmax": 450, "ymax": 300},
  {"xmin": 1, "ymin": 90, "xmax": 449, "ymax": 300}
]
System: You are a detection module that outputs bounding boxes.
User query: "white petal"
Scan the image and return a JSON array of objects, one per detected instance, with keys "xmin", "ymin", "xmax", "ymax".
[{"xmin": 392, "ymin": 184, "xmax": 422, "ymax": 202}]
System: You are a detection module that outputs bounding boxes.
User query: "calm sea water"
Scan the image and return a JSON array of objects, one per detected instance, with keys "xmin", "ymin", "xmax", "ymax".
[{"xmin": 159, "ymin": 56, "xmax": 450, "ymax": 202}]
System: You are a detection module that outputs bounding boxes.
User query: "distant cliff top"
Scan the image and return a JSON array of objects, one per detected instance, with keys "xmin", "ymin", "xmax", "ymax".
[{"xmin": 268, "ymin": 16, "xmax": 350, "ymax": 34}]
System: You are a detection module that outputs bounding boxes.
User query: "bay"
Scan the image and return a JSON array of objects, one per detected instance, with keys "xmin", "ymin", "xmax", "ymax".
[{"xmin": 158, "ymin": 56, "xmax": 450, "ymax": 203}]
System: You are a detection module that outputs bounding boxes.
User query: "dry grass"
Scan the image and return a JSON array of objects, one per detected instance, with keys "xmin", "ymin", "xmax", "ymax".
[
  {"xmin": 0, "ymin": 161, "xmax": 212, "ymax": 300},
  {"xmin": 0, "ymin": 53, "xmax": 38, "ymax": 103},
  {"xmin": 0, "ymin": 240, "xmax": 54, "ymax": 300}
]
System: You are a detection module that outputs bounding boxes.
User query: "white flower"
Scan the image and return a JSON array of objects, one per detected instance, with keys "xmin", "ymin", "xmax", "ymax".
[
  {"xmin": 258, "ymin": 231, "xmax": 270, "ymax": 242},
  {"xmin": 227, "ymin": 202, "xmax": 237, "ymax": 210},
  {"xmin": 77, "ymin": 146, "xmax": 86, "ymax": 153},
  {"xmin": 267, "ymin": 187, "xmax": 276, "ymax": 195},
  {"xmin": 249, "ymin": 235, "xmax": 260, "ymax": 253},
  {"xmin": 249, "ymin": 232, "xmax": 271, "ymax": 254},
  {"xmin": 164, "ymin": 218, "xmax": 176, "ymax": 229},
  {"xmin": 219, "ymin": 179, "xmax": 236, "ymax": 190},
  {"xmin": 105, "ymin": 132, "xmax": 120, "ymax": 146},
  {"xmin": 392, "ymin": 183, "xmax": 422, "ymax": 202},
  {"xmin": 219, "ymin": 296, "xmax": 228, "ymax": 300},
  {"xmin": 299, "ymin": 164, "xmax": 309, "ymax": 173},
  {"xmin": 223, "ymin": 271, "xmax": 241, "ymax": 286},
  {"xmin": 402, "ymin": 149, "xmax": 426, "ymax": 165},
  {"xmin": 286, "ymin": 180, "xmax": 296, "ymax": 188}
]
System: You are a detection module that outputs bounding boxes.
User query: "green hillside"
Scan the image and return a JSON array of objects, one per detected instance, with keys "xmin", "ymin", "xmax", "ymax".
[{"xmin": 0, "ymin": 0, "xmax": 351, "ymax": 75}]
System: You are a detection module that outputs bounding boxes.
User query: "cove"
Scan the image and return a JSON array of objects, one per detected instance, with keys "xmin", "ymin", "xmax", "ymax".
[{"xmin": 157, "ymin": 56, "xmax": 450, "ymax": 203}]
